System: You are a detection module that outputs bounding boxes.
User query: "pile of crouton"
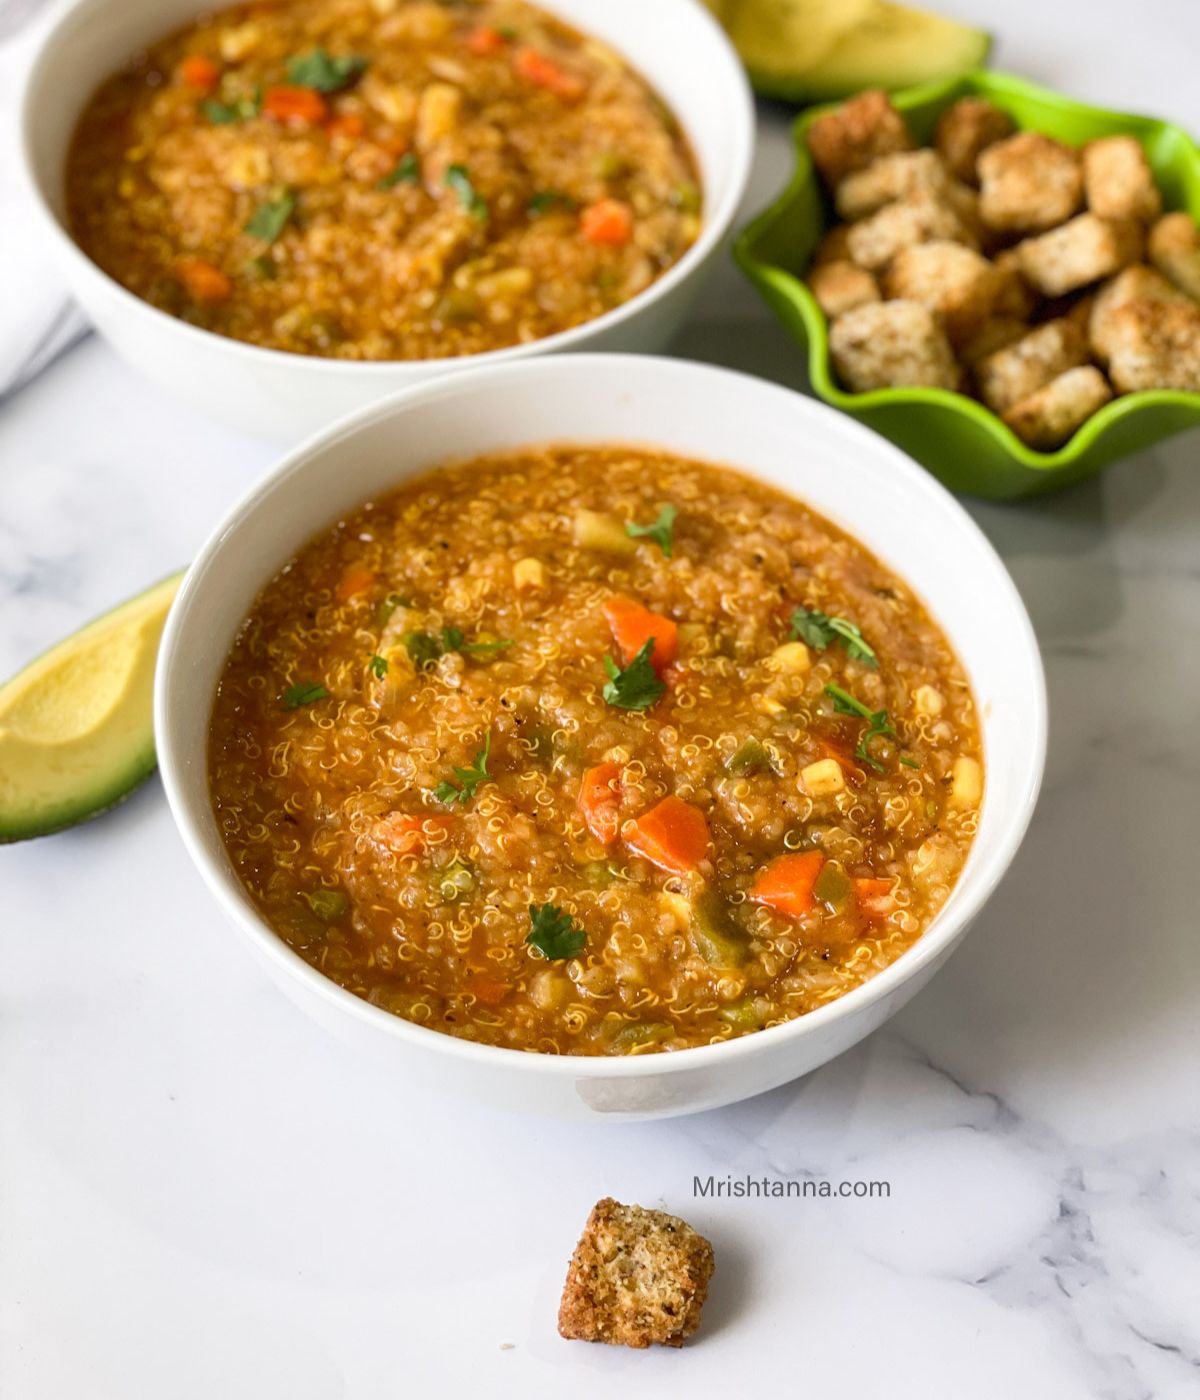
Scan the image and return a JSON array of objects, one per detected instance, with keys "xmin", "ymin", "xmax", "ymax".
[{"xmin": 803, "ymin": 89, "xmax": 1200, "ymax": 449}]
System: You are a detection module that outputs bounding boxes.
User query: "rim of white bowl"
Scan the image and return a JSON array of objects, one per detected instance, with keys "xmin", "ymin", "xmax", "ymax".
[
  {"xmin": 18, "ymin": 0, "xmax": 755, "ymax": 377},
  {"xmin": 155, "ymin": 353, "xmax": 1049, "ymax": 1081}
]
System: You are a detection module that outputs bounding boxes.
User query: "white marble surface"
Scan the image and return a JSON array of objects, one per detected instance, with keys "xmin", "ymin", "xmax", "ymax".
[{"xmin": 3, "ymin": 3, "xmax": 1200, "ymax": 1396}]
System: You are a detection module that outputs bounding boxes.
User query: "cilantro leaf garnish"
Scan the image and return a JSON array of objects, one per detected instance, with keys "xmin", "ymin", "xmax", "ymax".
[
  {"xmin": 602, "ymin": 639, "xmax": 666, "ymax": 711},
  {"xmin": 791, "ymin": 607, "xmax": 877, "ymax": 667},
  {"xmin": 374, "ymin": 592, "xmax": 411, "ymax": 628},
  {"xmin": 433, "ymin": 731, "xmax": 492, "ymax": 805},
  {"xmin": 624, "ymin": 504, "xmax": 678, "ymax": 559},
  {"xmin": 368, "ymin": 654, "xmax": 389, "ymax": 678},
  {"xmin": 245, "ymin": 190, "xmax": 295, "ymax": 243},
  {"xmin": 404, "ymin": 631, "xmax": 443, "ymax": 668},
  {"xmin": 282, "ymin": 680, "xmax": 330, "ymax": 709},
  {"xmin": 825, "ymin": 683, "xmax": 895, "ymax": 773},
  {"xmin": 404, "ymin": 627, "xmax": 512, "ymax": 667},
  {"xmin": 285, "ymin": 48, "xmax": 367, "ymax": 93},
  {"xmin": 526, "ymin": 902, "xmax": 586, "ymax": 960},
  {"xmin": 899, "ymin": 756, "xmax": 922, "ymax": 769},
  {"xmin": 527, "ymin": 189, "xmax": 572, "ymax": 217},
  {"xmin": 202, "ymin": 89, "xmax": 262, "ymax": 124},
  {"xmin": 378, "ymin": 153, "xmax": 419, "ymax": 189},
  {"xmin": 445, "ymin": 164, "xmax": 488, "ymax": 220}
]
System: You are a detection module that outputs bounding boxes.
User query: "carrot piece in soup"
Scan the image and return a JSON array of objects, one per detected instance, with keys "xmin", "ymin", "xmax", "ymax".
[
  {"xmin": 624, "ymin": 796, "xmax": 710, "ymax": 875},
  {"xmin": 336, "ymin": 564, "xmax": 376, "ymax": 602},
  {"xmin": 466, "ymin": 24, "xmax": 506, "ymax": 55},
  {"xmin": 326, "ymin": 112, "xmax": 365, "ymax": 140},
  {"xmin": 854, "ymin": 877, "xmax": 897, "ymax": 920},
  {"xmin": 375, "ymin": 813, "xmax": 451, "ymax": 855},
  {"xmin": 466, "ymin": 971, "xmax": 509, "ymax": 1005},
  {"xmin": 818, "ymin": 737, "xmax": 865, "ymax": 786},
  {"xmin": 602, "ymin": 595, "xmax": 678, "ymax": 672},
  {"xmin": 177, "ymin": 258, "xmax": 232, "ymax": 303},
  {"xmin": 579, "ymin": 762, "xmax": 624, "ymax": 845},
  {"xmin": 263, "ymin": 84, "xmax": 329, "ymax": 125},
  {"xmin": 581, "ymin": 198, "xmax": 634, "ymax": 247},
  {"xmin": 514, "ymin": 46, "xmax": 585, "ymax": 100},
  {"xmin": 179, "ymin": 54, "xmax": 221, "ymax": 92},
  {"xmin": 750, "ymin": 852, "xmax": 825, "ymax": 918}
]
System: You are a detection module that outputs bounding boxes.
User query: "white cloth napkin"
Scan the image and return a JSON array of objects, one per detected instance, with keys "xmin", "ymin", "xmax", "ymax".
[{"xmin": 0, "ymin": 2, "xmax": 89, "ymax": 402}]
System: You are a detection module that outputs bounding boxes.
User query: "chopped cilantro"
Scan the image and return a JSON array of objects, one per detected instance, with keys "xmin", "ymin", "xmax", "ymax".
[
  {"xmin": 791, "ymin": 607, "xmax": 877, "ymax": 667},
  {"xmin": 527, "ymin": 189, "xmax": 572, "ymax": 217},
  {"xmin": 282, "ymin": 680, "xmax": 329, "ymax": 709},
  {"xmin": 202, "ymin": 89, "xmax": 261, "ymax": 123},
  {"xmin": 404, "ymin": 630, "xmax": 443, "ymax": 668},
  {"xmin": 243, "ymin": 252, "xmax": 276, "ymax": 280},
  {"xmin": 368, "ymin": 654, "xmax": 389, "ymax": 678},
  {"xmin": 602, "ymin": 639, "xmax": 666, "ymax": 711},
  {"xmin": 445, "ymin": 164, "xmax": 488, "ymax": 220},
  {"xmin": 824, "ymin": 683, "xmax": 895, "ymax": 773},
  {"xmin": 405, "ymin": 627, "xmax": 512, "ymax": 667},
  {"xmin": 433, "ymin": 732, "xmax": 492, "ymax": 805},
  {"xmin": 374, "ymin": 592, "xmax": 411, "ymax": 627},
  {"xmin": 526, "ymin": 902, "xmax": 585, "ymax": 961},
  {"xmin": 245, "ymin": 190, "xmax": 295, "ymax": 243},
  {"xmin": 378, "ymin": 153, "xmax": 420, "ymax": 189},
  {"xmin": 285, "ymin": 48, "xmax": 367, "ymax": 93},
  {"xmin": 624, "ymin": 504, "xmax": 678, "ymax": 558}
]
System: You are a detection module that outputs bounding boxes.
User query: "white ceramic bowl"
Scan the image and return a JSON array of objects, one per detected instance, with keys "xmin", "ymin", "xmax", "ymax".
[
  {"xmin": 156, "ymin": 354, "xmax": 1047, "ymax": 1120},
  {"xmin": 20, "ymin": 0, "xmax": 753, "ymax": 441}
]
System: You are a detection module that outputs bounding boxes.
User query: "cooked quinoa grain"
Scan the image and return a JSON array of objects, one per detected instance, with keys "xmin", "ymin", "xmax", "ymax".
[
  {"xmin": 66, "ymin": 0, "xmax": 701, "ymax": 360},
  {"xmin": 208, "ymin": 445, "xmax": 983, "ymax": 1055}
]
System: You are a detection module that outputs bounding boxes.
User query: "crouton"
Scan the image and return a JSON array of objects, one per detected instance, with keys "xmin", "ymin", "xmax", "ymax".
[
  {"xmin": 835, "ymin": 149, "xmax": 949, "ymax": 221},
  {"xmin": 845, "ymin": 193, "xmax": 977, "ymax": 271},
  {"xmin": 1002, "ymin": 366, "xmax": 1113, "ymax": 449},
  {"xmin": 883, "ymin": 241, "xmax": 1003, "ymax": 344},
  {"xmin": 1148, "ymin": 211, "xmax": 1200, "ymax": 301},
  {"xmin": 935, "ymin": 96, "xmax": 1015, "ymax": 184},
  {"xmin": 557, "ymin": 1199, "xmax": 715, "ymax": 1349},
  {"xmin": 806, "ymin": 89, "xmax": 912, "ymax": 188},
  {"xmin": 975, "ymin": 317, "xmax": 1089, "ymax": 413},
  {"xmin": 1082, "ymin": 137, "xmax": 1161, "ymax": 223},
  {"xmin": 978, "ymin": 132, "xmax": 1082, "ymax": 233},
  {"xmin": 992, "ymin": 248, "xmax": 1039, "ymax": 319},
  {"xmin": 810, "ymin": 223, "xmax": 853, "ymax": 267},
  {"xmin": 1015, "ymin": 214, "xmax": 1143, "ymax": 297},
  {"xmin": 807, "ymin": 260, "xmax": 880, "ymax": 318},
  {"xmin": 830, "ymin": 300, "xmax": 958, "ymax": 392},
  {"xmin": 1105, "ymin": 300, "xmax": 1200, "ymax": 392},
  {"xmin": 1088, "ymin": 265, "xmax": 1192, "ymax": 361},
  {"xmin": 959, "ymin": 315, "xmax": 1029, "ymax": 367}
]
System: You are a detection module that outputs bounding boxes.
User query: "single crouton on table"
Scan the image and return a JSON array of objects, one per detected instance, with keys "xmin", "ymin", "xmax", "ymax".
[
  {"xmin": 558, "ymin": 1198, "xmax": 715, "ymax": 1349},
  {"xmin": 806, "ymin": 88, "xmax": 912, "ymax": 188},
  {"xmin": 1148, "ymin": 211, "xmax": 1200, "ymax": 301},
  {"xmin": 977, "ymin": 131, "xmax": 1083, "ymax": 233},
  {"xmin": 830, "ymin": 300, "xmax": 959, "ymax": 392},
  {"xmin": 935, "ymin": 96, "xmax": 1014, "ymax": 184},
  {"xmin": 1003, "ymin": 366, "xmax": 1113, "ymax": 449},
  {"xmin": 975, "ymin": 317, "xmax": 1089, "ymax": 414},
  {"xmin": 807, "ymin": 260, "xmax": 880, "ymax": 319},
  {"xmin": 1015, "ymin": 214, "xmax": 1144, "ymax": 297},
  {"xmin": 883, "ymin": 240, "xmax": 1003, "ymax": 345},
  {"xmin": 1083, "ymin": 136, "xmax": 1162, "ymax": 223},
  {"xmin": 1105, "ymin": 300, "xmax": 1200, "ymax": 392}
]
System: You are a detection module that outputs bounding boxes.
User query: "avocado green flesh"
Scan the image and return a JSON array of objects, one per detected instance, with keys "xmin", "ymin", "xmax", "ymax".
[{"xmin": 0, "ymin": 571, "xmax": 184, "ymax": 843}]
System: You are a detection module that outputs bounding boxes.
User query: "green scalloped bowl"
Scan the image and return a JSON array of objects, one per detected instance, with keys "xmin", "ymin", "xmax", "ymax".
[{"xmin": 735, "ymin": 70, "xmax": 1200, "ymax": 499}]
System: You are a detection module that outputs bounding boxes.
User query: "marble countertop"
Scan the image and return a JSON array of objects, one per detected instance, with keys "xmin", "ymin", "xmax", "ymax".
[{"xmin": 2, "ymin": 2, "xmax": 1198, "ymax": 1396}]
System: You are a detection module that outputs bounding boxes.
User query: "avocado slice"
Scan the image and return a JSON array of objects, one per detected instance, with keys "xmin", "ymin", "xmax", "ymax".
[
  {"xmin": 708, "ymin": 0, "xmax": 990, "ymax": 102},
  {"xmin": 0, "ymin": 571, "xmax": 184, "ymax": 842}
]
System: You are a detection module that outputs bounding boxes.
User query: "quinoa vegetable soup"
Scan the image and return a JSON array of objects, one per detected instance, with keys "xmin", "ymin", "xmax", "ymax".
[
  {"xmin": 65, "ymin": 0, "xmax": 702, "ymax": 360},
  {"xmin": 208, "ymin": 446, "xmax": 983, "ymax": 1055}
]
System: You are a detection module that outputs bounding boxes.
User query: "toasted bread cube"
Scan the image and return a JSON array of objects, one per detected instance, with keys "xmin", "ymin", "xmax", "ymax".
[
  {"xmin": 1088, "ymin": 265, "xmax": 1192, "ymax": 362},
  {"xmin": 978, "ymin": 132, "xmax": 1082, "ymax": 233},
  {"xmin": 835, "ymin": 149, "xmax": 949, "ymax": 221},
  {"xmin": 1105, "ymin": 300, "xmax": 1200, "ymax": 392},
  {"xmin": 806, "ymin": 89, "xmax": 912, "ymax": 188},
  {"xmin": 1015, "ymin": 215, "xmax": 1143, "ymax": 297},
  {"xmin": 976, "ymin": 317, "xmax": 1088, "ymax": 414},
  {"xmin": 1082, "ymin": 136, "xmax": 1161, "ymax": 223},
  {"xmin": 1148, "ymin": 211, "xmax": 1200, "ymax": 301},
  {"xmin": 959, "ymin": 315, "xmax": 1029, "ymax": 367},
  {"xmin": 845, "ymin": 194, "xmax": 977, "ymax": 272},
  {"xmin": 558, "ymin": 1198, "xmax": 715, "ymax": 1349},
  {"xmin": 935, "ymin": 97, "xmax": 1014, "ymax": 184},
  {"xmin": 830, "ymin": 300, "xmax": 958, "ymax": 392},
  {"xmin": 992, "ymin": 248, "xmax": 1039, "ymax": 319},
  {"xmin": 811, "ymin": 223, "xmax": 854, "ymax": 267},
  {"xmin": 807, "ymin": 260, "xmax": 880, "ymax": 318},
  {"xmin": 883, "ymin": 240, "xmax": 1003, "ymax": 345},
  {"xmin": 1002, "ymin": 366, "xmax": 1113, "ymax": 449}
]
